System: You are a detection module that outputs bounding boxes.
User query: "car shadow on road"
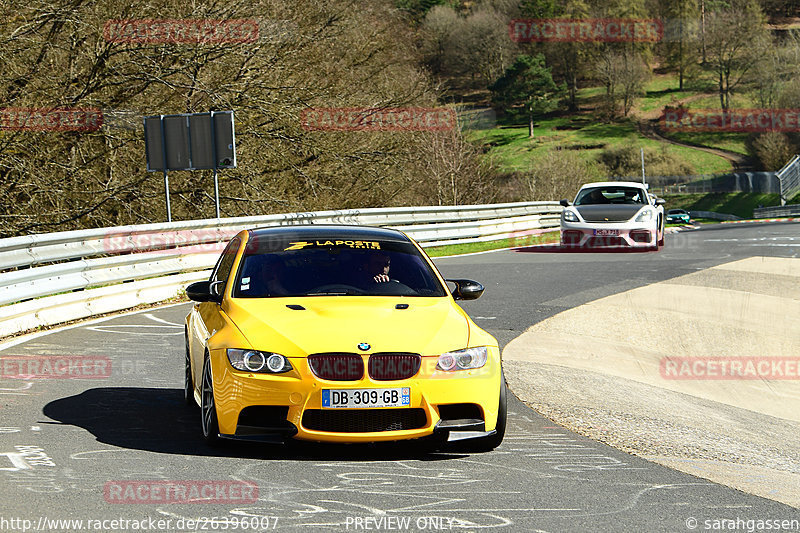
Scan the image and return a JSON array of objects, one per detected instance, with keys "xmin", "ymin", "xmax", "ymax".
[
  {"xmin": 42, "ymin": 387, "xmax": 470, "ymax": 461},
  {"xmin": 513, "ymin": 244, "xmax": 654, "ymax": 253}
]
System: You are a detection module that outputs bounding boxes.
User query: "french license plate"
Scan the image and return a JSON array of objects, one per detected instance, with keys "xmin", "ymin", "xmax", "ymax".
[
  {"xmin": 593, "ymin": 229, "xmax": 619, "ymax": 236},
  {"xmin": 322, "ymin": 387, "xmax": 411, "ymax": 409}
]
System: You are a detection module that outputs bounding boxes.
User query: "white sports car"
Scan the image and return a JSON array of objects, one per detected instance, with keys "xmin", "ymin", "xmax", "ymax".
[{"xmin": 559, "ymin": 181, "xmax": 665, "ymax": 250}]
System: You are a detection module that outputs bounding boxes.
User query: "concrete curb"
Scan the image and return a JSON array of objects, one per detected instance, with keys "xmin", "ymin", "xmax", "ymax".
[
  {"xmin": 503, "ymin": 256, "xmax": 800, "ymax": 508},
  {"xmin": 722, "ymin": 217, "xmax": 800, "ymax": 224}
]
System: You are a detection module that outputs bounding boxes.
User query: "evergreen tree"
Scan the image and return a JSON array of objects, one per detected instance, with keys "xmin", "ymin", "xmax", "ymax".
[{"xmin": 490, "ymin": 54, "xmax": 565, "ymax": 138}]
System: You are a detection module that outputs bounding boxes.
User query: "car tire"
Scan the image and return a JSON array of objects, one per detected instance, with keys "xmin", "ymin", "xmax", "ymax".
[
  {"xmin": 657, "ymin": 218, "xmax": 665, "ymax": 248},
  {"xmin": 201, "ymin": 356, "xmax": 221, "ymax": 445},
  {"xmin": 184, "ymin": 338, "xmax": 195, "ymax": 407},
  {"xmin": 465, "ymin": 372, "xmax": 507, "ymax": 452}
]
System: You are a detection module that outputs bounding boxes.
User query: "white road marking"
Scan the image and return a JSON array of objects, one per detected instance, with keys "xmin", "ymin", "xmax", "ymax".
[
  {"xmin": 86, "ymin": 324, "xmax": 182, "ymax": 336},
  {"xmin": 0, "ymin": 382, "xmax": 34, "ymax": 395},
  {"xmin": 142, "ymin": 313, "xmax": 183, "ymax": 326}
]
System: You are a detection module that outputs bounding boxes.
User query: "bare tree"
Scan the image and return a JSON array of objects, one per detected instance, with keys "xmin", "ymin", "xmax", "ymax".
[
  {"xmin": 704, "ymin": 1, "xmax": 769, "ymax": 110},
  {"xmin": 420, "ymin": 5, "xmax": 461, "ymax": 76},
  {"xmin": 778, "ymin": 77, "xmax": 800, "ymax": 108},
  {"xmin": 752, "ymin": 132, "xmax": 794, "ymax": 171},
  {"xmin": 406, "ymin": 126, "xmax": 499, "ymax": 206},
  {"xmin": 454, "ymin": 7, "xmax": 515, "ymax": 85},
  {"xmin": 524, "ymin": 148, "xmax": 599, "ymax": 201},
  {"xmin": 0, "ymin": 0, "xmax": 492, "ymax": 237},
  {"xmin": 594, "ymin": 49, "xmax": 649, "ymax": 119},
  {"xmin": 423, "ymin": 3, "xmax": 516, "ymax": 87},
  {"xmin": 748, "ymin": 31, "xmax": 800, "ymax": 109},
  {"xmin": 659, "ymin": 0, "xmax": 700, "ymax": 90}
]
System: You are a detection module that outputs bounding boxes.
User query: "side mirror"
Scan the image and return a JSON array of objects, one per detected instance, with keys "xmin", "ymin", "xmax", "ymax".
[
  {"xmin": 654, "ymin": 198, "xmax": 666, "ymax": 206},
  {"xmin": 186, "ymin": 280, "xmax": 224, "ymax": 303},
  {"xmin": 559, "ymin": 199, "xmax": 570, "ymax": 207},
  {"xmin": 446, "ymin": 279, "xmax": 484, "ymax": 301}
]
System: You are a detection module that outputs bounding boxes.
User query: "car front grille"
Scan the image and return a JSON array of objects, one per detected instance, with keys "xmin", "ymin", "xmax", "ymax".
[
  {"xmin": 587, "ymin": 236, "xmax": 628, "ymax": 247},
  {"xmin": 308, "ymin": 353, "xmax": 364, "ymax": 381},
  {"xmin": 368, "ymin": 353, "xmax": 421, "ymax": 380},
  {"xmin": 302, "ymin": 408, "xmax": 427, "ymax": 433}
]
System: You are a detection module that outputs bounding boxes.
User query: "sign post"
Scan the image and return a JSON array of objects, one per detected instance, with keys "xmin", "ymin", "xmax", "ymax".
[
  {"xmin": 641, "ymin": 147, "xmax": 646, "ymax": 184},
  {"xmin": 144, "ymin": 111, "xmax": 236, "ymax": 221}
]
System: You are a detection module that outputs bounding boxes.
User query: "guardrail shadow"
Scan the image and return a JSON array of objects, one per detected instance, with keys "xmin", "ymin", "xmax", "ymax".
[{"xmin": 42, "ymin": 387, "xmax": 466, "ymax": 461}]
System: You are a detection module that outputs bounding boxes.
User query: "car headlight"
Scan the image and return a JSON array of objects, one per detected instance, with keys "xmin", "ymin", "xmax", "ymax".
[
  {"xmin": 634, "ymin": 208, "xmax": 654, "ymax": 222},
  {"xmin": 436, "ymin": 347, "xmax": 488, "ymax": 371},
  {"xmin": 226, "ymin": 349, "xmax": 292, "ymax": 373},
  {"xmin": 562, "ymin": 210, "xmax": 579, "ymax": 222}
]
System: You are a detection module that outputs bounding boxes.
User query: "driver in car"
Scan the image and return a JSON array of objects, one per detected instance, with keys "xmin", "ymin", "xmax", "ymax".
[
  {"xmin": 366, "ymin": 253, "xmax": 391, "ymax": 284},
  {"xmin": 259, "ymin": 254, "xmax": 289, "ymax": 296},
  {"xmin": 589, "ymin": 189, "xmax": 609, "ymax": 204}
]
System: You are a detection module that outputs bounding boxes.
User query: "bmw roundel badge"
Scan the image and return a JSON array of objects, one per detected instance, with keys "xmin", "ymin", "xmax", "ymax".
[{"xmin": 357, "ymin": 342, "xmax": 371, "ymax": 351}]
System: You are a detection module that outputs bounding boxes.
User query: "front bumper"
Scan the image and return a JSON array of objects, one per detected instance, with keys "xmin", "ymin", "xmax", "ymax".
[
  {"xmin": 560, "ymin": 221, "xmax": 656, "ymax": 248},
  {"xmin": 667, "ymin": 216, "xmax": 690, "ymax": 224},
  {"xmin": 209, "ymin": 348, "xmax": 502, "ymax": 443}
]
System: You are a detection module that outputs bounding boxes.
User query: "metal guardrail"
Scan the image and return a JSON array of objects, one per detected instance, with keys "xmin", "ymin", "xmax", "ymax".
[
  {"xmin": 753, "ymin": 204, "xmax": 800, "ymax": 218},
  {"xmin": 777, "ymin": 154, "xmax": 800, "ymax": 206},
  {"xmin": 649, "ymin": 172, "xmax": 779, "ymax": 195},
  {"xmin": 0, "ymin": 202, "xmax": 561, "ymax": 338}
]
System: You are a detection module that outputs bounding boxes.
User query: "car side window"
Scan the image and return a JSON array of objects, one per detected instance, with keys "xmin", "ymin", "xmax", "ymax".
[{"xmin": 211, "ymin": 237, "xmax": 241, "ymax": 285}]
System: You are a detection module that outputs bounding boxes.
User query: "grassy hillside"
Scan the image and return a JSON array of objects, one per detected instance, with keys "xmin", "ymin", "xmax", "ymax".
[{"xmin": 469, "ymin": 76, "xmax": 743, "ymax": 177}]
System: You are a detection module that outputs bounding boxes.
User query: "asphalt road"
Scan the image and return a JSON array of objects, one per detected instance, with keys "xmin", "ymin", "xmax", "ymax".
[{"xmin": 0, "ymin": 222, "xmax": 798, "ymax": 532}]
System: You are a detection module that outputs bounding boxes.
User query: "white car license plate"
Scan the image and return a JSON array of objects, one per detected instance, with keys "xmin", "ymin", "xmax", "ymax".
[
  {"xmin": 593, "ymin": 229, "xmax": 619, "ymax": 236},
  {"xmin": 322, "ymin": 387, "xmax": 411, "ymax": 409}
]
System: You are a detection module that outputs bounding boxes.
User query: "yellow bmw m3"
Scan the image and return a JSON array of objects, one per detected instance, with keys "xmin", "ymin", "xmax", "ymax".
[{"xmin": 184, "ymin": 225, "xmax": 505, "ymax": 451}]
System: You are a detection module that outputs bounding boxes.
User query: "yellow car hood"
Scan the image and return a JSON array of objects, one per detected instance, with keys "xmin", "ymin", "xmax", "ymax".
[{"xmin": 225, "ymin": 296, "xmax": 471, "ymax": 356}]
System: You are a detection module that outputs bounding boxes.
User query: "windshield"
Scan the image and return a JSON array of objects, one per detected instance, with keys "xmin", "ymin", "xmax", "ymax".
[
  {"xmin": 575, "ymin": 187, "xmax": 647, "ymax": 206},
  {"xmin": 233, "ymin": 236, "xmax": 447, "ymax": 298}
]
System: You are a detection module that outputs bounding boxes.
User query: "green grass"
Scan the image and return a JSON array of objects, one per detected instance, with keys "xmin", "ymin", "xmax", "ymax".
[
  {"xmin": 575, "ymin": 86, "xmax": 605, "ymax": 99},
  {"xmin": 470, "ymin": 73, "xmax": 788, "ymax": 180},
  {"xmin": 643, "ymin": 75, "xmax": 716, "ymax": 94},
  {"xmin": 653, "ymin": 143, "xmax": 735, "ymax": 174},
  {"xmin": 425, "ymin": 231, "xmax": 559, "ymax": 257},
  {"xmin": 660, "ymin": 94, "xmax": 757, "ymax": 155},
  {"xmin": 466, "ymin": 116, "xmax": 609, "ymax": 171},
  {"xmin": 636, "ymin": 75, "xmax": 698, "ymax": 113},
  {"xmin": 682, "ymin": 93, "xmax": 760, "ymax": 111},
  {"xmin": 471, "ymin": 73, "xmax": 739, "ymax": 175},
  {"xmin": 638, "ymin": 89, "xmax": 696, "ymax": 113},
  {"xmin": 664, "ymin": 131, "xmax": 749, "ymax": 156},
  {"xmin": 659, "ymin": 192, "xmax": 783, "ymax": 219},
  {"xmin": 468, "ymin": 117, "xmax": 732, "ymax": 174}
]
